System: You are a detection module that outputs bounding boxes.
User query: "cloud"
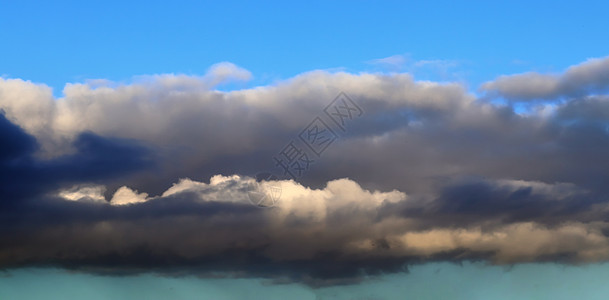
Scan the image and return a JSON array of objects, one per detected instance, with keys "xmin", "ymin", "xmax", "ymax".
[
  {"xmin": 205, "ymin": 61, "xmax": 253, "ymax": 85},
  {"xmin": 110, "ymin": 186, "xmax": 149, "ymax": 205},
  {"xmin": 391, "ymin": 222, "xmax": 609, "ymax": 263},
  {"xmin": 1, "ymin": 69, "xmax": 475, "ymax": 197},
  {"xmin": 58, "ymin": 184, "xmax": 107, "ymax": 203},
  {"xmin": 134, "ymin": 62, "xmax": 252, "ymax": 91},
  {"xmin": 0, "ymin": 112, "xmax": 154, "ymax": 206},
  {"xmin": 2, "ymin": 56, "xmax": 609, "ymax": 285},
  {"xmin": 2, "ymin": 174, "xmax": 609, "ymax": 287},
  {"xmin": 368, "ymin": 54, "xmax": 408, "ymax": 69},
  {"xmin": 481, "ymin": 56, "xmax": 609, "ymax": 100},
  {"xmin": 367, "ymin": 54, "xmax": 462, "ymax": 80}
]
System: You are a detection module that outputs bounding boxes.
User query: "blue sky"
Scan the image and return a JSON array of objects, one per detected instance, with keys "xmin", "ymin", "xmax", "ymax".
[
  {"xmin": 2, "ymin": 0, "xmax": 608, "ymax": 94},
  {"xmin": 3, "ymin": 1, "xmax": 609, "ymax": 299}
]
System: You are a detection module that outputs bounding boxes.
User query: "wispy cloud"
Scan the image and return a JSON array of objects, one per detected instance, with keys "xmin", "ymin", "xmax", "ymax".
[{"xmin": 367, "ymin": 54, "xmax": 463, "ymax": 81}]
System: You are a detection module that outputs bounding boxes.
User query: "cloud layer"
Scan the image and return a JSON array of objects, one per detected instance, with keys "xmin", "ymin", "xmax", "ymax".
[
  {"xmin": 2, "ymin": 56, "xmax": 609, "ymax": 286},
  {"xmin": 481, "ymin": 56, "xmax": 609, "ymax": 100}
]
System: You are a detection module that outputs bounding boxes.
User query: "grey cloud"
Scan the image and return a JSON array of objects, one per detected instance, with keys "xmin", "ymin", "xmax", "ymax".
[
  {"xmin": 2, "ymin": 57, "xmax": 609, "ymax": 285},
  {"xmin": 481, "ymin": 56, "xmax": 609, "ymax": 100},
  {"xmin": 2, "ymin": 175, "xmax": 609, "ymax": 287},
  {"xmin": 1, "ymin": 71, "xmax": 473, "ymax": 196},
  {"xmin": 0, "ymin": 112, "xmax": 155, "ymax": 206}
]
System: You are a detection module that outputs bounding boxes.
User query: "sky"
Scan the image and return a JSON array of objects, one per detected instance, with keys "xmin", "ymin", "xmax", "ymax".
[
  {"xmin": 2, "ymin": 1, "xmax": 609, "ymax": 299},
  {"xmin": 2, "ymin": 0, "xmax": 609, "ymax": 93}
]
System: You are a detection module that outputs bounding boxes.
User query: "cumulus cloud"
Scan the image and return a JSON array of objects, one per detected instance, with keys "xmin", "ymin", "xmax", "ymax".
[
  {"xmin": 205, "ymin": 61, "xmax": 253, "ymax": 84},
  {"xmin": 110, "ymin": 186, "xmax": 149, "ymax": 205},
  {"xmin": 3, "ymin": 56, "xmax": 609, "ymax": 285},
  {"xmin": 1, "ymin": 66, "xmax": 477, "ymax": 197},
  {"xmin": 2, "ymin": 173, "xmax": 609, "ymax": 287}
]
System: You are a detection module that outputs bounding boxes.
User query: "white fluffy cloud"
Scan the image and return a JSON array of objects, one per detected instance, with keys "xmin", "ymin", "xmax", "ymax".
[{"xmin": 110, "ymin": 186, "xmax": 149, "ymax": 205}]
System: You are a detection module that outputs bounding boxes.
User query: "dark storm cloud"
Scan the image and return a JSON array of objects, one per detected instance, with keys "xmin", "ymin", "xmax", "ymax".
[
  {"xmin": 2, "ymin": 174, "xmax": 607, "ymax": 287},
  {"xmin": 0, "ymin": 112, "xmax": 154, "ymax": 205},
  {"xmin": 3, "ymin": 57, "xmax": 609, "ymax": 286}
]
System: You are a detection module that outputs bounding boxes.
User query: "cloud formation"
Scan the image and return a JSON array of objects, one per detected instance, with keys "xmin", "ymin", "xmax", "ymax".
[
  {"xmin": 481, "ymin": 56, "xmax": 609, "ymax": 100},
  {"xmin": 2, "ymin": 56, "xmax": 609, "ymax": 286}
]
